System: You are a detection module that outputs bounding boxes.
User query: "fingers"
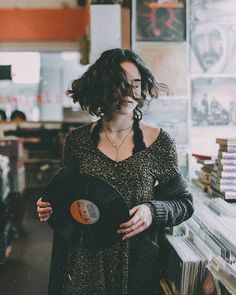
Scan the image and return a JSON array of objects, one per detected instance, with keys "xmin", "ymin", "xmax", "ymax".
[
  {"xmin": 120, "ymin": 206, "xmax": 144, "ymax": 228},
  {"xmin": 37, "ymin": 197, "xmax": 51, "ymax": 208},
  {"xmin": 38, "ymin": 210, "xmax": 52, "ymax": 222},
  {"xmin": 118, "ymin": 219, "xmax": 143, "ymax": 235},
  {"xmin": 36, "ymin": 197, "xmax": 53, "ymax": 222},
  {"xmin": 122, "ymin": 224, "xmax": 147, "ymax": 240},
  {"xmin": 118, "ymin": 216, "xmax": 148, "ymax": 240},
  {"xmin": 40, "ymin": 215, "xmax": 51, "ymax": 222},
  {"xmin": 118, "ymin": 204, "xmax": 153, "ymax": 240},
  {"xmin": 38, "ymin": 211, "xmax": 52, "ymax": 222},
  {"xmin": 37, "ymin": 206, "xmax": 52, "ymax": 213},
  {"xmin": 129, "ymin": 206, "xmax": 138, "ymax": 216},
  {"xmin": 120, "ymin": 214, "xmax": 140, "ymax": 229}
]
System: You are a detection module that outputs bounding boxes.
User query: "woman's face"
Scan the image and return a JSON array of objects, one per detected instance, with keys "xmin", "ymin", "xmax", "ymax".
[{"xmin": 114, "ymin": 61, "xmax": 141, "ymax": 115}]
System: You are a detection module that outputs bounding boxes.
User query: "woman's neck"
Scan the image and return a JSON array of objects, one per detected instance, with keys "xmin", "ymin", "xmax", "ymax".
[{"xmin": 102, "ymin": 115, "xmax": 134, "ymax": 132}]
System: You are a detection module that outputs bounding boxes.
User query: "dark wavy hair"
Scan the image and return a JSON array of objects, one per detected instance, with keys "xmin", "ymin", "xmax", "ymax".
[{"xmin": 66, "ymin": 48, "xmax": 166, "ymax": 121}]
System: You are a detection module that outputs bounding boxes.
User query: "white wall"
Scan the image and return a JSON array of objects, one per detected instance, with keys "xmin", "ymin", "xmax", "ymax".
[{"xmin": 90, "ymin": 4, "xmax": 121, "ymax": 63}]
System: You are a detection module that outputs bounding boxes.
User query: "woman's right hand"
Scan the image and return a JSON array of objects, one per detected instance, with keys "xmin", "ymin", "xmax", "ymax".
[{"xmin": 36, "ymin": 197, "xmax": 53, "ymax": 222}]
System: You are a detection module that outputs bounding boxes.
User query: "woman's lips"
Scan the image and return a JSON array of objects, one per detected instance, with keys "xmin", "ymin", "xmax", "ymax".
[{"xmin": 122, "ymin": 99, "xmax": 133, "ymax": 105}]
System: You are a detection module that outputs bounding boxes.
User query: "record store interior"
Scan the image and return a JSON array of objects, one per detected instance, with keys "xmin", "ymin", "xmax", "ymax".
[{"xmin": 1, "ymin": 1, "xmax": 236, "ymax": 295}]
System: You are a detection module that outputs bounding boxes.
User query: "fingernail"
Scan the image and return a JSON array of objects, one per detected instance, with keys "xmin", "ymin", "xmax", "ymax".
[{"xmin": 122, "ymin": 236, "xmax": 126, "ymax": 240}]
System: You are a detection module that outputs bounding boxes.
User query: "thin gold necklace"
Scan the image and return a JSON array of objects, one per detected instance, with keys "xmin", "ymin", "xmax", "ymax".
[
  {"xmin": 103, "ymin": 125, "xmax": 133, "ymax": 161},
  {"xmin": 104, "ymin": 124, "xmax": 133, "ymax": 133}
]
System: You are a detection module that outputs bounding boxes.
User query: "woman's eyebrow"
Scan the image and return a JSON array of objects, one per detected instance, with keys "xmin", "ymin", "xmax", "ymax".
[{"xmin": 131, "ymin": 79, "xmax": 141, "ymax": 82}]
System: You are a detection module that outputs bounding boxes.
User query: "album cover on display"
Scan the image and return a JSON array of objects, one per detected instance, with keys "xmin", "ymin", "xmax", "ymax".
[
  {"xmin": 136, "ymin": 0, "xmax": 186, "ymax": 42},
  {"xmin": 191, "ymin": 78, "xmax": 236, "ymax": 126}
]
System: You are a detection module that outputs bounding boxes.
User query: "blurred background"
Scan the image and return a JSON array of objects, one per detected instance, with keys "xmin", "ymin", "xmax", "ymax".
[{"xmin": 0, "ymin": 1, "xmax": 236, "ymax": 295}]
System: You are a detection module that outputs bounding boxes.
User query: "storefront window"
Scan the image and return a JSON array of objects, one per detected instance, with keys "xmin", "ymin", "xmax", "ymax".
[{"xmin": 0, "ymin": 51, "xmax": 87, "ymax": 121}]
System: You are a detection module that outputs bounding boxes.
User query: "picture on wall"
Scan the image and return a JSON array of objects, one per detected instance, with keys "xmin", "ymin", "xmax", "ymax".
[
  {"xmin": 190, "ymin": 0, "xmax": 236, "ymax": 24},
  {"xmin": 143, "ymin": 97, "xmax": 188, "ymax": 144},
  {"xmin": 191, "ymin": 78, "xmax": 236, "ymax": 126},
  {"xmin": 190, "ymin": 0, "xmax": 236, "ymax": 74},
  {"xmin": 136, "ymin": 43, "xmax": 187, "ymax": 96},
  {"xmin": 136, "ymin": 0, "xmax": 186, "ymax": 42}
]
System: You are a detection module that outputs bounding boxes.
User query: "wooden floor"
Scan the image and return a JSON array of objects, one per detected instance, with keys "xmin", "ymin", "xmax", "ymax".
[{"xmin": 0, "ymin": 196, "xmax": 53, "ymax": 295}]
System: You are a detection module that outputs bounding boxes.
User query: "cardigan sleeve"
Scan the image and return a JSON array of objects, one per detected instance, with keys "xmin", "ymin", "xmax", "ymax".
[{"xmin": 147, "ymin": 131, "xmax": 194, "ymax": 227}]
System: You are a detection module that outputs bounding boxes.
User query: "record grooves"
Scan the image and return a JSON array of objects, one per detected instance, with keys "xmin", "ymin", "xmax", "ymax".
[{"xmin": 42, "ymin": 169, "xmax": 130, "ymax": 249}]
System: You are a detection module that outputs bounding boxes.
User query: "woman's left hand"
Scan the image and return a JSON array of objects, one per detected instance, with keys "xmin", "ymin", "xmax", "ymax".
[{"xmin": 117, "ymin": 204, "xmax": 153, "ymax": 240}]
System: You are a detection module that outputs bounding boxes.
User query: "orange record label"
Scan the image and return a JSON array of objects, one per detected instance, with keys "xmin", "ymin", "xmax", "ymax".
[{"xmin": 70, "ymin": 199, "xmax": 100, "ymax": 225}]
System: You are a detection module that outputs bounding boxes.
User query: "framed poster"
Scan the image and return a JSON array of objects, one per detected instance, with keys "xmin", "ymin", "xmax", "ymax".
[
  {"xmin": 190, "ymin": 0, "xmax": 236, "ymax": 74},
  {"xmin": 136, "ymin": 0, "xmax": 186, "ymax": 42},
  {"xmin": 191, "ymin": 78, "xmax": 236, "ymax": 126}
]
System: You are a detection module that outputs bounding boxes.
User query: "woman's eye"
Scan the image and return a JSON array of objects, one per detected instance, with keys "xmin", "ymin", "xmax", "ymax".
[
  {"xmin": 130, "ymin": 80, "xmax": 141, "ymax": 88},
  {"xmin": 133, "ymin": 83, "xmax": 141, "ymax": 89}
]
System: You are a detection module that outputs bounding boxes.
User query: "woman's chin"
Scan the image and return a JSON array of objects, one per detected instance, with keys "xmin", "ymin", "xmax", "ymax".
[{"xmin": 114, "ymin": 108, "xmax": 135, "ymax": 116}]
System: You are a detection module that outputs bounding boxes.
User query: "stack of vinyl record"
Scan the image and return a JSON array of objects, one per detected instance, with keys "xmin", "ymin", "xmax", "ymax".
[
  {"xmin": 210, "ymin": 138, "xmax": 236, "ymax": 201},
  {"xmin": 192, "ymin": 153, "xmax": 216, "ymax": 194}
]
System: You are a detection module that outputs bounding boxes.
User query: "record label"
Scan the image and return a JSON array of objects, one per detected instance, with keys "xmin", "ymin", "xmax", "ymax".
[{"xmin": 70, "ymin": 199, "xmax": 100, "ymax": 225}]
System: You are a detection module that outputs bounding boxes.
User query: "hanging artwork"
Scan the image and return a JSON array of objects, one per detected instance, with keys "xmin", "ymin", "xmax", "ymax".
[
  {"xmin": 136, "ymin": 43, "xmax": 187, "ymax": 96},
  {"xmin": 191, "ymin": 78, "xmax": 236, "ymax": 126},
  {"xmin": 190, "ymin": 0, "xmax": 236, "ymax": 74},
  {"xmin": 136, "ymin": 0, "xmax": 186, "ymax": 42}
]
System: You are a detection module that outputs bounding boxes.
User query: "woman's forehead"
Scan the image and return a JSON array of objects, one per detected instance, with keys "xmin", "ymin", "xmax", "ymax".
[{"xmin": 120, "ymin": 61, "xmax": 141, "ymax": 81}]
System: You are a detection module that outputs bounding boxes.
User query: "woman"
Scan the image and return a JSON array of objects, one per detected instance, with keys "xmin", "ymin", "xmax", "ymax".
[{"xmin": 37, "ymin": 48, "xmax": 194, "ymax": 295}]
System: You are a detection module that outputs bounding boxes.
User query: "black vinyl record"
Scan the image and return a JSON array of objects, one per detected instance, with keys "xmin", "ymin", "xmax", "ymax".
[{"xmin": 42, "ymin": 169, "xmax": 130, "ymax": 249}]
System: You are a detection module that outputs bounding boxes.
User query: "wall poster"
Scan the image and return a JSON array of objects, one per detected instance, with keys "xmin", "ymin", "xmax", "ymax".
[
  {"xmin": 191, "ymin": 77, "xmax": 236, "ymax": 126},
  {"xmin": 136, "ymin": 0, "xmax": 186, "ymax": 42},
  {"xmin": 190, "ymin": 0, "xmax": 236, "ymax": 74}
]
